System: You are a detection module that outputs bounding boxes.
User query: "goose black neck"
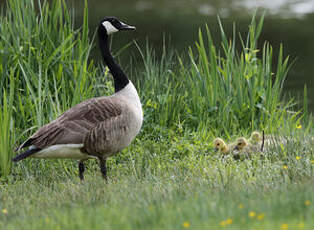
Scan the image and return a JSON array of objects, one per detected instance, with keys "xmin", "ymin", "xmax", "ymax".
[{"xmin": 98, "ymin": 27, "xmax": 129, "ymax": 92}]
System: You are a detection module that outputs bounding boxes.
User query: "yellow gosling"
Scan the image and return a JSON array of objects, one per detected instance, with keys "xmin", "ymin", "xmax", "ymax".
[
  {"xmin": 232, "ymin": 137, "xmax": 251, "ymax": 160},
  {"xmin": 249, "ymin": 131, "xmax": 262, "ymax": 146},
  {"xmin": 234, "ymin": 137, "xmax": 251, "ymax": 151},
  {"xmin": 235, "ymin": 136, "xmax": 264, "ymax": 155},
  {"xmin": 213, "ymin": 138, "xmax": 230, "ymax": 155}
]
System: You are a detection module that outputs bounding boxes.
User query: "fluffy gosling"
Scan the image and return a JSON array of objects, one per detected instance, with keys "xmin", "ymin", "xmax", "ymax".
[
  {"xmin": 232, "ymin": 137, "xmax": 252, "ymax": 159},
  {"xmin": 213, "ymin": 138, "xmax": 230, "ymax": 155},
  {"xmin": 249, "ymin": 131, "xmax": 262, "ymax": 146},
  {"xmin": 234, "ymin": 137, "xmax": 250, "ymax": 151}
]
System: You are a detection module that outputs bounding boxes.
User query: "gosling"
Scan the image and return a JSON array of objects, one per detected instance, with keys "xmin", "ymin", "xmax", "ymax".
[
  {"xmin": 234, "ymin": 137, "xmax": 251, "ymax": 152},
  {"xmin": 249, "ymin": 131, "xmax": 262, "ymax": 146},
  {"xmin": 213, "ymin": 138, "xmax": 230, "ymax": 155}
]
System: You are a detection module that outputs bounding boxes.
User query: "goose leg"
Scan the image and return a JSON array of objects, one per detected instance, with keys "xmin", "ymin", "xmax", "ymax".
[
  {"xmin": 99, "ymin": 157, "xmax": 107, "ymax": 180},
  {"xmin": 78, "ymin": 161, "xmax": 85, "ymax": 181}
]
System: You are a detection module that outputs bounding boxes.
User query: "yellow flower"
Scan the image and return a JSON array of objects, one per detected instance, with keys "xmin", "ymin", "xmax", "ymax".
[
  {"xmin": 298, "ymin": 222, "xmax": 305, "ymax": 229},
  {"xmin": 226, "ymin": 218, "xmax": 233, "ymax": 225},
  {"xmin": 182, "ymin": 221, "xmax": 190, "ymax": 228},
  {"xmin": 311, "ymin": 160, "xmax": 314, "ymax": 164},
  {"xmin": 249, "ymin": 211, "xmax": 256, "ymax": 218},
  {"xmin": 283, "ymin": 165, "xmax": 288, "ymax": 170},
  {"xmin": 257, "ymin": 213, "xmax": 265, "ymax": 220},
  {"xmin": 280, "ymin": 223, "xmax": 288, "ymax": 230},
  {"xmin": 296, "ymin": 124, "xmax": 302, "ymax": 129},
  {"xmin": 219, "ymin": 221, "xmax": 226, "ymax": 227},
  {"xmin": 238, "ymin": 204, "xmax": 244, "ymax": 209},
  {"xmin": 305, "ymin": 200, "xmax": 311, "ymax": 206},
  {"xmin": 2, "ymin": 209, "xmax": 8, "ymax": 214},
  {"xmin": 296, "ymin": 156, "xmax": 301, "ymax": 160}
]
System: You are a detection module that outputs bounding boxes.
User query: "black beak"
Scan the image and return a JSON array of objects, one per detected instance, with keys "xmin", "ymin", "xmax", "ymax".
[
  {"xmin": 120, "ymin": 22, "xmax": 136, "ymax": 31},
  {"xmin": 214, "ymin": 148, "xmax": 218, "ymax": 152},
  {"xmin": 234, "ymin": 146, "xmax": 239, "ymax": 151}
]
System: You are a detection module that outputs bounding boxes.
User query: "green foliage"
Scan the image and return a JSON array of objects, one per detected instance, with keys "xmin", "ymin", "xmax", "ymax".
[
  {"xmin": 0, "ymin": 1, "xmax": 313, "ymax": 228},
  {"xmin": 137, "ymin": 14, "xmax": 303, "ymax": 137},
  {"xmin": 0, "ymin": 0, "xmax": 104, "ymax": 177},
  {"xmin": 1, "ymin": 131, "xmax": 314, "ymax": 229}
]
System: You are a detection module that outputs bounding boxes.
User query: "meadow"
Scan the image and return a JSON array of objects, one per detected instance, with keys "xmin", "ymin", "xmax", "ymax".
[{"xmin": 0, "ymin": 0, "xmax": 313, "ymax": 229}]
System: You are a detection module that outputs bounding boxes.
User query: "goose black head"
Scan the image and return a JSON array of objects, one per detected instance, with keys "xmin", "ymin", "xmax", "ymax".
[{"xmin": 100, "ymin": 17, "xmax": 136, "ymax": 35}]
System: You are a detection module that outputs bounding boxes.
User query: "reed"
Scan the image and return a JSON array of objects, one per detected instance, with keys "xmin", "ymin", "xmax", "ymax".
[
  {"xmin": 0, "ymin": 0, "xmax": 101, "ymax": 177},
  {"xmin": 136, "ymin": 13, "xmax": 303, "ymax": 138}
]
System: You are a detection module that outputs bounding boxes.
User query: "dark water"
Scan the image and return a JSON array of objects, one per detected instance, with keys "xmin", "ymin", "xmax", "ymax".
[{"xmin": 27, "ymin": 0, "xmax": 314, "ymax": 111}]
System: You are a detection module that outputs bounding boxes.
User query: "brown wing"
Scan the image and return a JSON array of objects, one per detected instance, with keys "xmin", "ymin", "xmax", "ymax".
[
  {"xmin": 16, "ymin": 96, "xmax": 124, "ymax": 150},
  {"xmin": 82, "ymin": 113, "xmax": 129, "ymax": 156}
]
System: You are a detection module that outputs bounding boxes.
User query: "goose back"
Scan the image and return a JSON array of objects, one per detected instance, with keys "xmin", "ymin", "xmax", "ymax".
[{"xmin": 17, "ymin": 81, "xmax": 143, "ymax": 158}]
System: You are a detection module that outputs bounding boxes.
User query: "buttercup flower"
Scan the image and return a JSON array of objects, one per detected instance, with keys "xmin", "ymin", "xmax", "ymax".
[
  {"xmin": 226, "ymin": 219, "xmax": 233, "ymax": 224},
  {"xmin": 280, "ymin": 223, "xmax": 288, "ymax": 230},
  {"xmin": 182, "ymin": 221, "xmax": 190, "ymax": 228},
  {"xmin": 249, "ymin": 211, "xmax": 256, "ymax": 218},
  {"xmin": 257, "ymin": 213, "xmax": 265, "ymax": 220},
  {"xmin": 1, "ymin": 209, "xmax": 8, "ymax": 214}
]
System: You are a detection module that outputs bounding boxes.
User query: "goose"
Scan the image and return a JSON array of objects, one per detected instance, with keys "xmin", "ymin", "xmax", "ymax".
[
  {"xmin": 232, "ymin": 137, "xmax": 252, "ymax": 159},
  {"xmin": 249, "ymin": 131, "xmax": 262, "ymax": 146},
  {"xmin": 234, "ymin": 137, "xmax": 250, "ymax": 152},
  {"xmin": 213, "ymin": 138, "xmax": 232, "ymax": 155},
  {"xmin": 12, "ymin": 17, "xmax": 143, "ymax": 181},
  {"xmin": 234, "ymin": 136, "xmax": 265, "ymax": 156}
]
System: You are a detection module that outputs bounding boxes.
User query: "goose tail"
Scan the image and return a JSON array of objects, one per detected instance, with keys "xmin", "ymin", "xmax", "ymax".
[{"xmin": 12, "ymin": 148, "xmax": 40, "ymax": 162}]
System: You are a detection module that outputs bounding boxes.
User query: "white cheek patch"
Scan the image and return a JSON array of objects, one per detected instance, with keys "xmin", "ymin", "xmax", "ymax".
[{"xmin": 102, "ymin": 21, "xmax": 119, "ymax": 35}]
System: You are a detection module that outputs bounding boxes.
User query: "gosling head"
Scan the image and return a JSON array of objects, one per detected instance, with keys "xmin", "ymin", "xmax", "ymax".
[
  {"xmin": 250, "ymin": 131, "xmax": 262, "ymax": 144},
  {"xmin": 234, "ymin": 137, "xmax": 249, "ymax": 151},
  {"xmin": 100, "ymin": 17, "xmax": 136, "ymax": 36},
  {"xmin": 213, "ymin": 138, "xmax": 228, "ymax": 154}
]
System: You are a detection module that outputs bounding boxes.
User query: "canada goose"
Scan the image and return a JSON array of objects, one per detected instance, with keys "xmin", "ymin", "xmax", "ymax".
[
  {"xmin": 234, "ymin": 137, "xmax": 250, "ymax": 152},
  {"xmin": 13, "ymin": 17, "xmax": 143, "ymax": 181},
  {"xmin": 232, "ymin": 137, "xmax": 252, "ymax": 159},
  {"xmin": 213, "ymin": 138, "xmax": 231, "ymax": 155},
  {"xmin": 234, "ymin": 136, "xmax": 264, "ymax": 155}
]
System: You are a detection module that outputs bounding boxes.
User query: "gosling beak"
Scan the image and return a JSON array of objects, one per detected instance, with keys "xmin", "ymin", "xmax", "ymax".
[
  {"xmin": 120, "ymin": 22, "xmax": 136, "ymax": 31},
  {"xmin": 214, "ymin": 148, "xmax": 218, "ymax": 152},
  {"xmin": 234, "ymin": 146, "xmax": 239, "ymax": 151}
]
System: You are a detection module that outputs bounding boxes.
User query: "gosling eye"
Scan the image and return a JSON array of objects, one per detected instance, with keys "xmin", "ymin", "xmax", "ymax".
[{"xmin": 217, "ymin": 143, "xmax": 220, "ymax": 146}]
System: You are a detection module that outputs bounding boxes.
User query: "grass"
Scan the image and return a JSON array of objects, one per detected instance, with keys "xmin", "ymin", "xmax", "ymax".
[
  {"xmin": 1, "ymin": 133, "xmax": 314, "ymax": 229},
  {"xmin": 0, "ymin": 0, "xmax": 314, "ymax": 229}
]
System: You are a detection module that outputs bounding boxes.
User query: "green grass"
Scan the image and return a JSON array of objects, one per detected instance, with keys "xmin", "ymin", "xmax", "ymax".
[
  {"xmin": 0, "ymin": 0, "xmax": 314, "ymax": 229},
  {"xmin": 1, "ymin": 132, "xmax": 314, "ymax": 229}
]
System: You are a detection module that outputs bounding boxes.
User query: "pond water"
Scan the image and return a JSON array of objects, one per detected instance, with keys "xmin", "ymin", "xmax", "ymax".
[{"xmin": 29, "ymin": 1, "xmax": 314, "ymax": 111}]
